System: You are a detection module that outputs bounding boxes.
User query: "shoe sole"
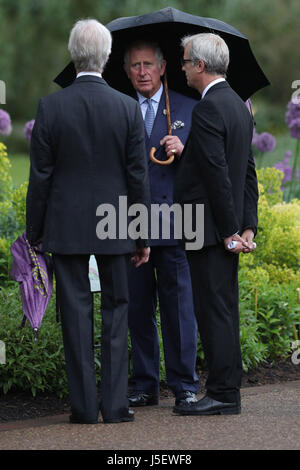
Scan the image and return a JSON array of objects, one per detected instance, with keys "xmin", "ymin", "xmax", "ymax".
[
  {"xmin": 103, "ymin": 416, "xmax": 135, "ymax": 423},
  {"xmin": 173, "ymin": 407, "xmax": 241, "ymax": 416},
  {"xmin": 128, "ymin": 399, "xmax": 159, "ymax": 407}
]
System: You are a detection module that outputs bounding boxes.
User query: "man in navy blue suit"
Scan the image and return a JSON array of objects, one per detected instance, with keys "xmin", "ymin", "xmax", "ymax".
[{"xmin": 124, "ymin": 40, "xmax": 199, "ymax": 408}]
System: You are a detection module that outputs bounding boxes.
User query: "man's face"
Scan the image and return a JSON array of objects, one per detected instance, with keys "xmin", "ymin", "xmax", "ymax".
[
  {"xmin": 125, "ymin": 46, "xmax": 166, "ymax": 98},
  {"xmin": 182, "ymin": 44, "xmax": 197, "ymax": 89}
]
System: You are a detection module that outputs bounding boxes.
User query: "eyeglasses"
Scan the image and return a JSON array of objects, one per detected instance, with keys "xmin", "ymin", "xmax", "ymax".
[{"xmin": 181, "ymin": 58, "xmax": 193, "ymax": 66}]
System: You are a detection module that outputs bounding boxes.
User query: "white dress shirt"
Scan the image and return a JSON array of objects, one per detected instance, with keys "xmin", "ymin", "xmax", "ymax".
[
  {"xmin": 137, "ymin": 83, "xmax": 163, "ymax": 119},
  {"xmin": 76, "ymin": 72, "xmax": 102, "ymax": 78},
  {"xmin": 202, "ymin": 78, "xmax": 226, "ymax": 99}
]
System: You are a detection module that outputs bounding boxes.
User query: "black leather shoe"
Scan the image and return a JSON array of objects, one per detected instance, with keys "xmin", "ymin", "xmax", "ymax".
[
  {"xmin": 173, "ymin": 395, "xmax": 241, "ymax": 415},
  {"xmin": 69, "ymin": 414, "xmax": 98, "ymax": 424},
  {"xmin": 103, "ymin": 408, "xmax": 135, "ymax": 423},
  {"xmin": 175, "ymin": 391, "xmax": 198, "ymax": 407},
  {"xmin": 128, "ymin": 391, "xmax": 159, "ymax": 407}
]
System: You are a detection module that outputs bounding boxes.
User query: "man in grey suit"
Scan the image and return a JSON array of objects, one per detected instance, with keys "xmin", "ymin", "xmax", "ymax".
[{"xmin": 26, "ymin": 19, "xmax": 150, "ymax": 424}]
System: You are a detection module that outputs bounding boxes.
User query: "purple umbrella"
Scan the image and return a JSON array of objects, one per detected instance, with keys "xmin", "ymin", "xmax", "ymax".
[{"xmin": 10, "ymin": 232, "xmax": 53, "ymax": 341}]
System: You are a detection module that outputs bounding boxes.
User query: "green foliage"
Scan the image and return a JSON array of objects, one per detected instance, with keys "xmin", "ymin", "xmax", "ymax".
[
  {"xmin": 11, "ymin": 181, "xmax": 28, "ymax": 230},
  {"xmin": 0, "ymin": 285, "xmax": 67, "ymax": 397}
]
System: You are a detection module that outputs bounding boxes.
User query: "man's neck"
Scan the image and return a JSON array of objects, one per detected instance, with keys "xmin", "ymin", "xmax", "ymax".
[{"xmin": 199, "ymin": 74, "xmax": 223, "ymax": 94}]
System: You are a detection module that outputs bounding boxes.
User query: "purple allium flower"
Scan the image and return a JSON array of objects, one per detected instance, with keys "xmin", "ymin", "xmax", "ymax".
[
  {"xmin": 0, "ymin": 109, "xmax": 12, "ymax": 135},
  {"xmin": 286, "ymin": 100, "xmax": 300, "ymax": 127},
  {"xmin": 255, "ymin": 132, "xmax": 276, "ymax": 153},
  {"xmin": 274, "ymin": 156, "xmax": 293, "ymax": 183},
  {"xmin": 289, "ymin": 118, "xmax": 300, "ymax": 140},
  {"xmin": 24, "ymin": 119, "xmax": 35, "ymax": 141}
]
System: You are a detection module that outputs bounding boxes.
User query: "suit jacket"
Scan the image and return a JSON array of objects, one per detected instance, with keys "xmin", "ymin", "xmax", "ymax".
[
  {"xmin": 174, "ymin": 81, "xmax": 258, "ymax": 248},
  {"xmin": 26, "ymin": 75, "xmax": 150, "ymax": 254},
  {"xmin": 143, "ymin": 88, "xmax": 197, "ymax": 246}
]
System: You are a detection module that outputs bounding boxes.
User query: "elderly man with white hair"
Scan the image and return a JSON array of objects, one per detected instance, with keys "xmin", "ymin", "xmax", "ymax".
[{"xmin": 26, "ymin": 19, "xmax": 150, "ymax": 424}]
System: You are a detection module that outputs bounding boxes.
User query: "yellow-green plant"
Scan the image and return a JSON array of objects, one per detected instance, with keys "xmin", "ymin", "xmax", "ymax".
[
  {"xmin": 0, "ymin": 142, "xmax": 13, "ymax": 201},
  {"xmin": 12, "ymin": 181, "xmax": 28, "ymax": 231},
  {"xmin": 240, "ymin": 168, "xmax": 300, "ymax": 283}
]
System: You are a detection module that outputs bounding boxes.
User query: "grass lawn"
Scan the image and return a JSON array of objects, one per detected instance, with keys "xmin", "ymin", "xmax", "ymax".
[
  {"xmin": 8, "ymin": 153, "xmax": 30, "ymax": 188},
  {"xmin": 7, "ymin": 131, "xmax": 297, "ymax": 187}
]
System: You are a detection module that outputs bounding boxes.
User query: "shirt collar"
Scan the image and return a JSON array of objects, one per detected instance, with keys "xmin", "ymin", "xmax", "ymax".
[
  {"xmin": 202, "ymin": 78, "xmax": 226, "ymax": 99},
  {"xmin": 137, "ymin": 83, "xmax": 163, "ymax": 105},
  {"xmin": 77, "ymin": 71, "xmax": 102, "ymax": 79}
]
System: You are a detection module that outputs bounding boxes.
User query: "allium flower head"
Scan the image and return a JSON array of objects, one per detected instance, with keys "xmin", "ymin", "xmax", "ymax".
[
  {"xmin": 255, "ymin": 132, "xmax": 276, "ymax": 153},
  {"xmin": 286, "ymin": 100, "xmax": 300, "ymax": 127},
  {"xmin": 274, "ymin": 155, "xmax": 293, "ymax": 183},
  {"xmin": 0, "ymin": 109, "xmax": 12, "ymax": 136},
  {"xmin": 24, "ymin": 119, "xmax": 35, "ymax": 141},
  {"xmin": 289, "ymin": 118, "xmax": 300, "ymax": 140}
]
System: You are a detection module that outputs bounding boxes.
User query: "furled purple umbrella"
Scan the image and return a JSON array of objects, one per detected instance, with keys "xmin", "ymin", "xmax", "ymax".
[{"xmin": 10, "ymin": 232, "xmax": 53, "ymax": 341}]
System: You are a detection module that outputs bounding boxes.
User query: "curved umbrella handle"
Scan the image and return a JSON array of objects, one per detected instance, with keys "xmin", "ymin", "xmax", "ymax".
[{"xmin": 150, "ymin": 146, "xmax": 174, "ymax": 165}]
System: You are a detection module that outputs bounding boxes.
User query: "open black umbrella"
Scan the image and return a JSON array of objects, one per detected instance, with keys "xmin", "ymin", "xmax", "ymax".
[
  {"xmin": 54, "ymin": 7, "xmax": 270, "ymax": 101},
  {"xmin": 54, "ymin": 7, "xmax": 269, "ymax": 164}
]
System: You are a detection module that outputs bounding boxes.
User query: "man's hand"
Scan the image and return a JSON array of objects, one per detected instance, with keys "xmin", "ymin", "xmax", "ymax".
[
  {"xmin": 160, "ymin": 135, "xmax": 184, "ymax": 158},
  {"xmin": 224, "ymin": 233, "xmax": 247, "ymax": 254},
  {"xmin": 131, "ymin": 247, "xmax": 150, "ymax": 268},
  {"xmin": 240, "ymin": 229, "xmax": 255, "ymax": 253}
]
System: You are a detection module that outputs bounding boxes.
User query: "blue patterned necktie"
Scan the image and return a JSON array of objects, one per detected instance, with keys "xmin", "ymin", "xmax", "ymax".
[{"xmin": 144, "ymin": 98, "xmax": 155, "ymax": 137}]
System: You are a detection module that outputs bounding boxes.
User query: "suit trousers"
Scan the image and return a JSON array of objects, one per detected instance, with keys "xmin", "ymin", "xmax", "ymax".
[
  {"xmin": 128, "ymin": 245, "xmax": 199, "ymax": 395},
  {"xmin": 186, "ymin": 244, "xmax": 243, "ymax": 403},
  {"xmin": 53, "ymin": 253, "xmax": 130, "ymax": 422}
]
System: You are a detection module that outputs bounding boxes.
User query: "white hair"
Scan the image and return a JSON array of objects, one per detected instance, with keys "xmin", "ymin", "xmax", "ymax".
[
  {"xmin": 68, "ymin": 19, "xmax": 112, "ymax": 73},
  {"xmin": 181, "ymin": 33, "xmax": 229, "ymax": 77}
]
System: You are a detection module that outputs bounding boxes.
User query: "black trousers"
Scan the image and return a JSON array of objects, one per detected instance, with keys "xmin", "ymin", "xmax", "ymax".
[
  {"xmin": 53, "ymin": 253, "xmax": 130, "ymax": 422},
  {"xmin": 186, "ymin": 244, "xmax": 242, "ymax": 403}
]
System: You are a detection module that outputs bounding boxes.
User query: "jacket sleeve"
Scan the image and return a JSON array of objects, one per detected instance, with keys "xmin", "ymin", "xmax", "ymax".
[
  {"xmin": 190, "ymin": 100, "xmax": 239, "ymax": 239},
  {"xmin": 242, "ymin": 148, "xmax": 259, "ymax": 235},
  {"xmin": 26, "ymin": 98, "xmax": 54, "ymax": 245}
]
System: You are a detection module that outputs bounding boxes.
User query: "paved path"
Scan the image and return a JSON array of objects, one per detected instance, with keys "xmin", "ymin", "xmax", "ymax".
[{"xmin": 0, "ymin": 381, "xmax": 299, "ymax": 451}]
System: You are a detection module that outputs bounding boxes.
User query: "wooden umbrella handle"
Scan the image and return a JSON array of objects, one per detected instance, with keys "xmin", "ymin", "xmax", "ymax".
[
  {"xmin": 149, "ymin": 72, "xmax": 174, "ymax": 166},
  {"xmin": 150, "ymin": 147, "xmax": 175, "ymax": 165}
]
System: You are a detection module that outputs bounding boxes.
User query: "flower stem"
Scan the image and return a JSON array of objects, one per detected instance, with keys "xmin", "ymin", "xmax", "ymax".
[{"xmin": 288, "ymin": 139, "xmax": 300, "ymax": 201}]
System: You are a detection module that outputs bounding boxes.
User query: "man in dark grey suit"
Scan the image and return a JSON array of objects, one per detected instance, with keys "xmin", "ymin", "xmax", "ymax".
[
  {"xmin": 26, "ymin": 19, "xmax": 150, "ymax": 424},
  {"xmin": 173, "ymin": 33, "xmax": 258, "ymax": 416}
]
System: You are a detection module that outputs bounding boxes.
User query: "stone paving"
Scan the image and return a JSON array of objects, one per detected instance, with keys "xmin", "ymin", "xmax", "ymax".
[{"xmin": 0, "ymin": 381, "xmax": 299, "ymax": 451}]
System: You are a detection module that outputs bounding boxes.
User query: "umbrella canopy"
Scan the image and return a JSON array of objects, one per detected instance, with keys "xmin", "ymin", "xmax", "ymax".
[
  {"xmin": 10, "ymin": 232, "xmax": 53, "ymax": 341},
  {"xmin": 54, "ymin": 7, "xmax": 270, "ymax": 101}
]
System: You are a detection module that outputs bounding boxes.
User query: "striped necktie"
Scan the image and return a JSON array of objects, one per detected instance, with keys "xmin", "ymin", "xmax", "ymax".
[{"xmin": 144, "ymin": 98, "xmax": 155, "ymax": 137}]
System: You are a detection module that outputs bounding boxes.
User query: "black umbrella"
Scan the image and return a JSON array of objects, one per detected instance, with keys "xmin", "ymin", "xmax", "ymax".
[{"xmin": 54, "ymin": 7, "xmax": 270, "ymax": 101}]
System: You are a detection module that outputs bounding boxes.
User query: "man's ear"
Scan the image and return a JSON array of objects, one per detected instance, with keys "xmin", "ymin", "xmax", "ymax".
[{"xmin": 196, "ymin": 60, "xmax": 206, "ymax": 73}]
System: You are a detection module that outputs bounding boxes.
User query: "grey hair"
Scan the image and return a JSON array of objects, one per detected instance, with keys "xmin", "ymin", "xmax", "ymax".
[
  {"xmin": 124, "ymin": 40, "xmax": 164, "ymax": 70},
  {"xmin": 68, "ymin": 19, "xmax": 112, "ymax": 73},
  {"xmin": 181, "ymin": 33, "xmax": 229, "ymax": 77}
]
